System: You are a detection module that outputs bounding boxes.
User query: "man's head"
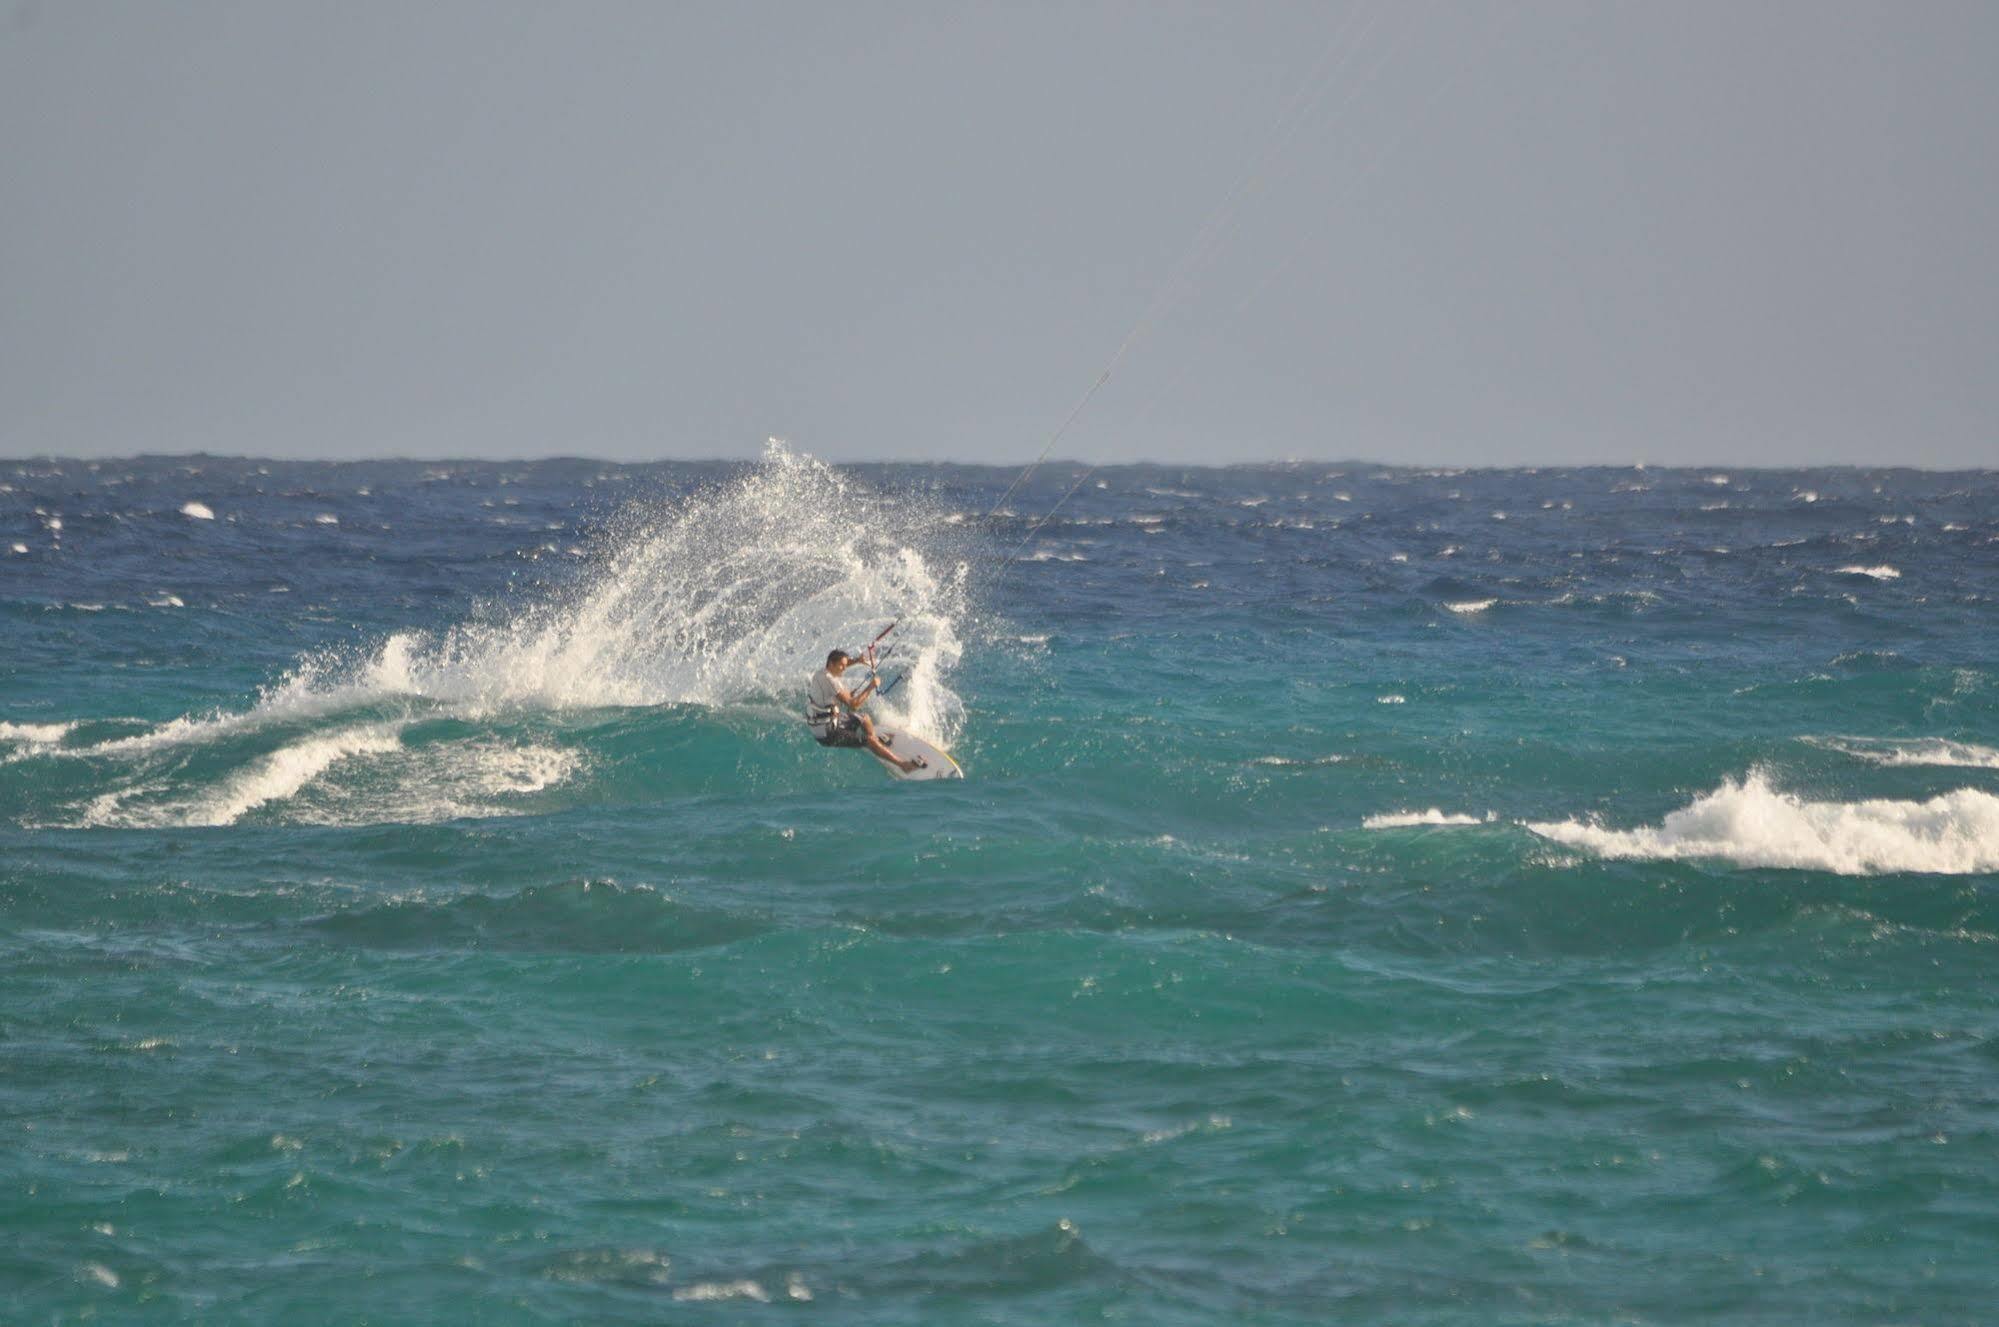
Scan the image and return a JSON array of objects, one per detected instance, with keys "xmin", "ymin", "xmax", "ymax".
[{"xmin": 826, "ymin": 649, "xmax": 853, "ymax": 675}]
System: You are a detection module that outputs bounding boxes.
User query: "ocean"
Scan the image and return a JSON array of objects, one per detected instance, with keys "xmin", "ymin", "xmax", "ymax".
[{"xmin": 3, "ymin": 448, "xmax": 1996, "ymax": 1323}]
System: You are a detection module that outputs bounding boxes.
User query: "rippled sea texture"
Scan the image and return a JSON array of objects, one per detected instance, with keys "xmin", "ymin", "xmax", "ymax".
[{"xmin": 4, "ymin": 454, "xmax": 1997, "ymax": 1323}]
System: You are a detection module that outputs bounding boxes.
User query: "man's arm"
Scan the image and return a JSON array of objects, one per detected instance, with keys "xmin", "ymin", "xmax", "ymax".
[{"xmin": 834, "ymin": 675, "xmax": 879, "ymax": 710}]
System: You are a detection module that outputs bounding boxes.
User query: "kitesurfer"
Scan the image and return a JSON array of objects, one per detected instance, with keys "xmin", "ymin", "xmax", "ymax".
[{"xmin": 806, "ymin": 649, "xmax": 924, "ymax": 773}]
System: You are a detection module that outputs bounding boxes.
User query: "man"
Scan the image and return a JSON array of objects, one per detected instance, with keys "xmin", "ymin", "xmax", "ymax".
[{"xmin": 806, "ymin": 648, "xmax": 924, "ymax": 773}]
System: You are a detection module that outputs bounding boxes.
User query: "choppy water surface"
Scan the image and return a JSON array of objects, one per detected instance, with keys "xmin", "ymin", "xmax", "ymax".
[{"xmin": 4, "ymin": 452, "xmax": 1997, "ymax": 1322}]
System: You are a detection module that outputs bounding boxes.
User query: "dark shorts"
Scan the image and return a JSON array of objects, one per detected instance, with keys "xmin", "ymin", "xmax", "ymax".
[{"xmin": 813, "ymin": 714, "xmax": 867, "ymax": 749}]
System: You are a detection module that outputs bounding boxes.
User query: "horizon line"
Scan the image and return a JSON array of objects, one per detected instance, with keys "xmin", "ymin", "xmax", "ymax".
[{"xmin": 4, "ymin": 449, "xmax": 1995, "ymax": 476}]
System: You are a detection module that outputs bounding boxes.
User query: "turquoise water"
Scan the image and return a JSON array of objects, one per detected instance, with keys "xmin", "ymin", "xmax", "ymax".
[{"xmin": 4, "ymin": 451, "xmax": 1997, "ymax": 1322}]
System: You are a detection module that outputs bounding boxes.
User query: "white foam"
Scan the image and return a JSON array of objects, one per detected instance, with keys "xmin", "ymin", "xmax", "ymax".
[
  {"xmin": 1808, "ymin": 737, "xmax": 1999, "ymax": 770},
  {"xmin": 82, "ymin": 723, "xmax": 405, "ymax": 827},
  {"xmin": 0, "ymin": 719, "xmax": 77, "ymax": 750},
  {"xmin": 425, "ymin": 740, "xmax": 580, "ymax": 800},
  {"xmin": 314, "ymin": 513, "xmax": 339, "ymax": 526},
  {"xmin": 7, "ymin": 542, "xmax": 26, "ymax": 555},
  {"xmin": 185, "ymin": 724, "xmax": 405, "ymax": 826},
  {"xmin": 1835, "ymin": 565, "xmax": 1900, "ymax": 580},
  {"xmin": 180, "ymin": 501, "xmax": 215, "ymax": 521},
  {"xmin": 674, "ymin": 1281, "xmax": 770, "ymax": 1303},
  {"xmin": 1445, "ymin": 599, "xmax": 1496, "ymax": 614},
  {"xmin": 1376, "ymin": 694, "xmax": 1406, "ymax": 705},
  {"xmin": 1527, "ymin": 771, "xmax": 1999, "ymax": 875},
  {"xmin": 1363, "ymin": 809, "xmax": 1489, "ymax": 828},
  {"xmin": 305, "ymin": 738, "xmax": 582, "ymax": 826}
]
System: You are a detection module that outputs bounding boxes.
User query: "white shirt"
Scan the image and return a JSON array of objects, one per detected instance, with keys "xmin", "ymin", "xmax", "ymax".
[{"xmin": 805, "ymin": 668, "xmax": 845, "ymax": 734}]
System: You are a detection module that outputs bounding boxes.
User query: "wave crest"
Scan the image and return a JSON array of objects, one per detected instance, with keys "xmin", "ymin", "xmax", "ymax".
[{"xmin": 1806, "ymin": 736, "xmax": 1999, "ymax": 771}]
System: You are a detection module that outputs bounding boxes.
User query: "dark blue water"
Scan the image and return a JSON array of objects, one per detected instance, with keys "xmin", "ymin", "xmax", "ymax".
[{"xmin": 4, "ymin": 451, "xmax": 1997, "ymax": 1322}]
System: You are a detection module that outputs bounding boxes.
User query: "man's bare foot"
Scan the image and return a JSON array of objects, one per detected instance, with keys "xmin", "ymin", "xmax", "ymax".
[{"xmin": 899, "ymin": 756, "xmax": 925, "ymax": 774}]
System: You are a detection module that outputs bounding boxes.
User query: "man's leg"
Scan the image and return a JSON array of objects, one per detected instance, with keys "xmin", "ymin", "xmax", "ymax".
[{"xmin": 856, "ymin": 714, "xmax": 918, "ymax": 771}]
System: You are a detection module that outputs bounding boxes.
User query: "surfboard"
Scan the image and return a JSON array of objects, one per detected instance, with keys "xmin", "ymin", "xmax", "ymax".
[{"xmin": 872, "ymin": 727, "xmax": 962, "ymax": 781}]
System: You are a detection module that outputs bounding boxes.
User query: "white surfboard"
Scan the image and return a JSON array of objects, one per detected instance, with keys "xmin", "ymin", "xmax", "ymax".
[{"xmin": 872, "ymin": 727, "xmax": 963, "ymax": 781}]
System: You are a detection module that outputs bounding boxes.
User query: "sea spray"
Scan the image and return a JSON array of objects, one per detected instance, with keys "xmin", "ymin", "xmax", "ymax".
[{"xmin": 346, "ymin": 442, "xmax": 968, "ymax": 737}]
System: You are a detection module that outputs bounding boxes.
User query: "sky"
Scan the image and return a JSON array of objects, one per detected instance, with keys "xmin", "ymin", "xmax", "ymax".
[{"xmin": 3, "ymin": 0, "xmax": 1994, "ymax": 467}]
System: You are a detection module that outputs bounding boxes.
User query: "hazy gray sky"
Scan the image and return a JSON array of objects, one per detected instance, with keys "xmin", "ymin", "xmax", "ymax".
[{"xmin": 4, "ymin": 1, "xmax": 1994, "ymax": 466}]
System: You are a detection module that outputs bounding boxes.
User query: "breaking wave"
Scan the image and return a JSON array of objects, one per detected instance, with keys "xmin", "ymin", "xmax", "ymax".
[{"xmin": 1526, "ymin": 771, "xmax": 1999, "ymax": 876}]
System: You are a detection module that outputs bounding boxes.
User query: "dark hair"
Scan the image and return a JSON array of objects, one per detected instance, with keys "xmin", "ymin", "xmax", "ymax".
[{"xmin": 826, "ymin": 649, "xmax": 851, "ymax": 667}]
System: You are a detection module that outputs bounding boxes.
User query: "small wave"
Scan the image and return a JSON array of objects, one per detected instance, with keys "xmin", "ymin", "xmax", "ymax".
[
  {"xmin": 1376, "ymin": 694, "xmax": 1406, "ymax": 705},
  {"xmin": 1526, "ymin": 771, "xmax": 1999, "ymax": 875},
  {"xmin": 1363, "ymin": 809, "xmax": 1490, "ymax": 829},
  {"xmin": 1250, "ymin": 754, "xmax": 1345, "ymax": 768},
  {"xmin": 1445, "ymin": 599, "xmax": 1496, "ymax": 614},
  {"xmin": 103, "ymin": 723, "xmax": 404, "ymax": 827},
  {"xmin": 0, "ymin": 719, "xmax": 77, "ymax": 747},
  {"xmin": 1835, "ymin": 565, "xmax": 1900, "ymax": 580},
  {"xmin": 1807, "ymin": 737, "xmax": 1999, "ymax": 770},
  {"xmin": 180, "ymin": 501, "xmax": 215, "ymax": 520}
]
